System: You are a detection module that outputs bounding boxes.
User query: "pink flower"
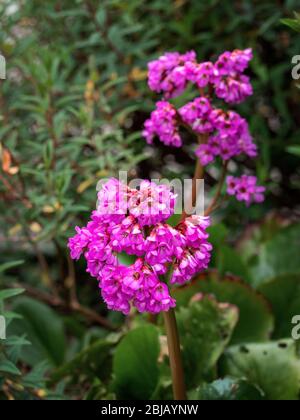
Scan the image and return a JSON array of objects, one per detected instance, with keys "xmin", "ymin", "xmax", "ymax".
[
  {"xmin": 97, "ymin": 178, "xmax": 130, "ymax": 219},
  {"xmin": 179, "ymin": 97, "xmax": 213, "ymax": 134},
  {"xmin": 109, "ymin": 216, "xmax": 145, "ymax": 256},
  {"xmin": 227, "ymin": 176, "xmax": 239, "ymax": 195},
  {"xmin": 148, "ymin": 51, "xmax": 197, "ymax": 99},
  {"xmin": 145, "ymin": 224, "xmax": 186, "ymax": 266},
  {"xmin": 128, "ymin": 180, "xmax": 177, "ymax": 226},
  {"xmin": 68, "ymin": 226, "xmax": 92, "ymax": 260},
  {"xmin": 195, "ymin": 144, "xmax": 215, "ymax": 166},
  {"xmin": 171, "ymin": 245, "xmax": 212, "ymax": 285},
  {"xmin": 171, "ymin": 216, "xmax": 212, "ymax": 285},
  {"xmin": 194, "ymin": 109, "xmax": 257, "ymax": 166},
  {"xmin": 212, "ymin": 49, "xmax": 253, "ymax": 104},
  {"xmin": 179, "ymin": 215, "xmax": 211, "ymax": 248},
  {"xmin": 214, "ymin": 49, "xmax": 253, "ymax": 76},
  {"xmin": 69, "ymin": 178, "xmax": 213, "ymax": 315},
  {"xmin": 214, "ymin": 74, "xmax": 253, "ymax": 104},
  {"xmin": 184, "ymin": 61, "xmax": 214, "ymax": 88},
  {"xmin": 143, "ymin": 101, "xmax": 182, "ymax": 147},
  {"xmin": 143, "ymin": 48, "xmax": 256, "ymax": 165},
  {"xmin": 226, "ymin": 175, "xmax": 266, "ymax": 206}
]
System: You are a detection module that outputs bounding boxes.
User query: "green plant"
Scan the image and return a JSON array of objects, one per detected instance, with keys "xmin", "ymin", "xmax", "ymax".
[{"xmin": 1, "ymin": 0, "xmax": 300, "ymax": 401}]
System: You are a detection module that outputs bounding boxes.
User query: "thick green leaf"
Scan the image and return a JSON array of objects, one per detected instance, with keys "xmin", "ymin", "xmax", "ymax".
[
  {"xmin": 10, "ymin": 297, "xmax": 66, "ymax": 367},
  {"xmin": 259, "ymin": 275, "xmax": 300, "ymax": 339},
  {"xmin": 174, "ymin": 273, "xmax": 274, "ymax": 344},
  {"xmin": 217, "ymin": 246, "xmax": 252, "ymax": 283},
  {"xmin": 196, "ymin": 377, "xmax": 264, "ymax": 400},
  {"xmin": 177, "ymin": 295, "xmax": 238, "ymax": 387},
  {"xmin": 250, "ymin": 224, "xmax": 300, "ymax": 288},
  {"xmin": 113, "ymin": 325, "xmax": 160, "ymax": 400},
  {"xmin": 221, "ymin": 340, "xmax": 300, "ymax": 400},
  {"xmin": 237, "ymin": 217, "xmax": 286, "ymax": 266}
]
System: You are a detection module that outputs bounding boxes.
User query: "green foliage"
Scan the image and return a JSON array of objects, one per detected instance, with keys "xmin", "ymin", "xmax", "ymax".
[
  {"xmin": 281, "ymin": 12, "xmax": 300, "ymax": 32},
  {"xmin": 221, "ymin": 340, "xmax": 300, "ymax": 400},
  {"xmin": 259, "ymin": 275, "xmax": 300, "ymax": 339},
  {"xmin": 50, "ymin": 336, "xmax": 115, "ymax": 388},
  {"xmin": 113, "ymin": 325, "xmax": 160, "ymax": 400},
  {"xmin": 0, "ymin": 268, "xmax": 63, "ymax": 399},
  {"xmin": 196, "ymin": 377, "xmax": 264, "ymax": 401},
  {"xmin": 287, "ymin": 145, "xmax": 300, "ymax": 157},
  {"xmin": 0, "ymin": 0, "xmax": 299, "ymax": 401},
  {"xmin": 10, "ymin": 297, "xmax": 66, "ymax": 367},
  {"xmin": 177, "ymin": 295, "xmax": 238, "ymax": 387},
  {"xmin": 248, "ymin": 223, "xmax": 300, "ymax": 288},
  {"xmin": 174, "ymin": 274, "xmax": 274, "ymax": 344}
]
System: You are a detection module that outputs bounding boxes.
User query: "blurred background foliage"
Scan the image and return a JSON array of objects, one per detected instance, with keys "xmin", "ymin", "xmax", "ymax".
[{"xmin": 0, "ymin": 0, "xmax": 300, "ymax": 400}]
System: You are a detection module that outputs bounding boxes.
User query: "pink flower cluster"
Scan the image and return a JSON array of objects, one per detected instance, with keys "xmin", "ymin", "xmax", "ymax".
[
  {"xmin": 183, "ymin": 101, "xmax": 257, "ymax": 165},
  {"xmin": 147, "ymin": 48, "xmax": 253, "ymax": 103},
  {"xmin": 144, "ymin": 48, "xmax": 257, "ymax": 166},
  {"xmin": 148, "ymin": 51, "xmax": 197, "ymax": 99},
  {"xmin": 68, "ymin": 179, "xmax": 212, "ymax": 315},
  {"xmin": 212, "ymin": 49, "xmax": 253, "ymax": 104},
  {"xmin": 143, "ymin": 101, "xmax": 182, "ymax": 147},
  {"xmin": 226, "ymin": 175, "xmax": 266, "ymax": 206}
]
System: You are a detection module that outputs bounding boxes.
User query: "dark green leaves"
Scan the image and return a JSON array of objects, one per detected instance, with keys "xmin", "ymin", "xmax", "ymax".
[
  {"xmin": 10, "ymin": 297, "xmax": 66, "ymax": 367},
  {"xmin": 175, "ymin": 274, "xmax": 274, "ymax": 344},
  {"xmin": 50, "ymin": 337, "xmax": 114, "ymax": 386},
  {"xmin": 259, "ymin": 275, "xmax": 300, "ymax": 339},
  {"xmin": 0, "ymin": 358, "xmax": 22, "ymax": 376},
  {"xmin": 0, "ymin": 288, "xmax": 25, "ymax": 301},
  {"xmin": 281, "ymin": 12, "xmax": 300, "ymax": 32},
  {"xmin": 287, "ymin": 145, "xmax": 300, "ymax": 157},
  {"xmin": 177, "ymin": 295, "xmax": 238, "ymax": 387},
  {"xmin": 196, "ymin": 377, "xmax": 264, "ymax": 401},
  {"xmin": 249, "ymin": 224, "xmax": 300, "ymax": 288},
  {"xmin": 222, "ymin": 340, "xmax": 300, "ymax": 400},
  {"xmin": 113, "ymin": 325, "xmax": 160, "ymax": 400}
]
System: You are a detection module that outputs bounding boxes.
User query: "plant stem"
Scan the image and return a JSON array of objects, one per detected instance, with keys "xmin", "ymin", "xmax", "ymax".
[
  {"xmin": 163, "ymin": 308, "xmax": 187, "ymax": 400},
  {"xmin": 204, "ymin": 161, "xmax": 228, "ymax": 216},
  {"xmin": 181, "ymin": 158, "xmax": 204, "ymax": 220}
]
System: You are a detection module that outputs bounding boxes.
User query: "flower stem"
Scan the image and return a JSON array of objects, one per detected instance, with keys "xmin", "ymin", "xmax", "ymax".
[
  {"xmin": 204, "ymin": 161, "xmax": 228, "ymax": 216},
  {"xmin": 163, "ymin": 308, "xmax": 187, "ymax": 400},
  {"xmin": 181, "ymin": 158, "xmax": 204, "ymax": 220}
]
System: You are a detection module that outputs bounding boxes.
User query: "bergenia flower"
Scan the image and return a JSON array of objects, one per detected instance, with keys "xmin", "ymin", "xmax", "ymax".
[
  {"xmin": 144, "ymin": 48, "xmax": 256, "ymax": 166},
  {"xmin": 148, "ymin": 51, "xmax": 197, "ymax": 99},
  {"xmin": 226, "ymin": 175, "xmax": 266, "ymax": 206},
  {"xmin": 143, "ymin": 101, "xmax": 182, "ymax": 147},
  {"xmin": 68, "ymin": 179, "xmax": 212, "ymax": 315}
]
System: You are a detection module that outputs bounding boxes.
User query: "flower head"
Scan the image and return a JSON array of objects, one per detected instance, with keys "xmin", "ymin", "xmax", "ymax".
[
  {"xmin": 143, "ymin": 48, "xmax": 256, "ymax": 165},
  {"xmin": 128, "ymin": 180, "xmax": 177, "ymax": 226},
  {"xmin": 226, "ymin": 175, "xmax": 266, "ymax": 206},
  {"xmin": 172, "ymin": 216, "xmax": 212, "ymax": 285},
  {"xmin": 69, "ymin": 179, "xmax": 212, "ymax": 315},
  {"xmin": 148, "ymin": 51, "xmax": 196, "ymax": 99},
  {"xmin": 143, "ymin": 101, "xmax": 182, "ymax": 147}
]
